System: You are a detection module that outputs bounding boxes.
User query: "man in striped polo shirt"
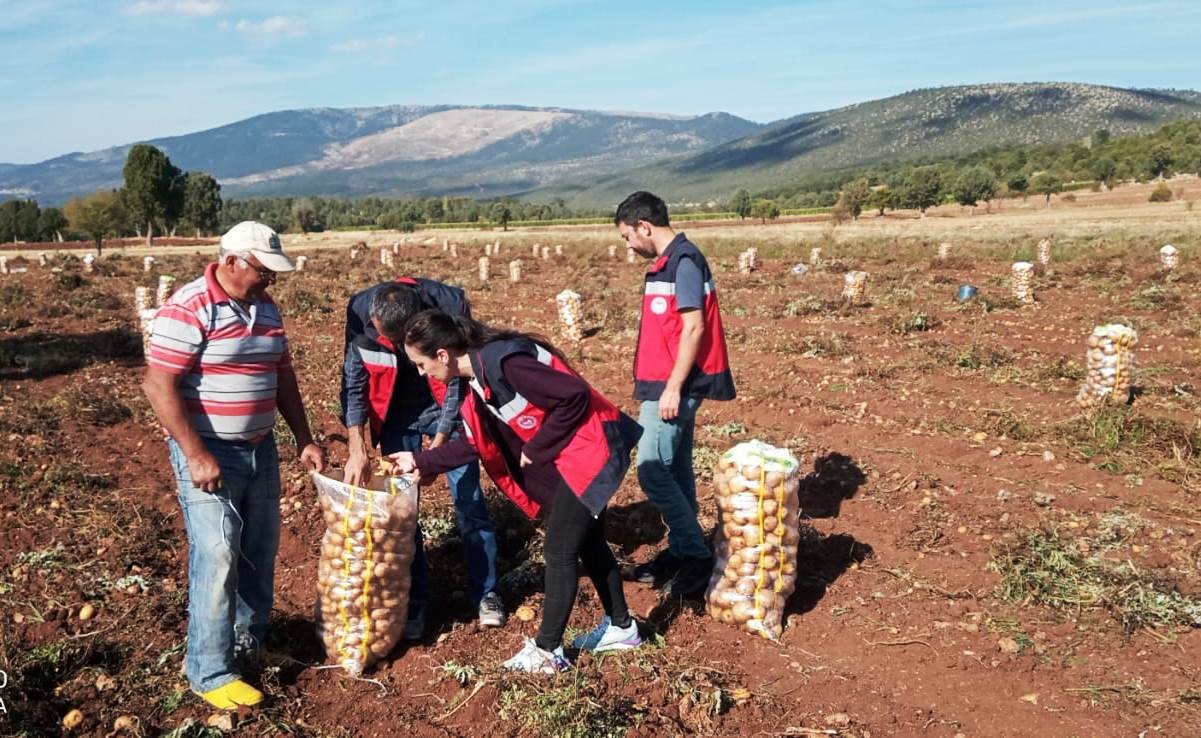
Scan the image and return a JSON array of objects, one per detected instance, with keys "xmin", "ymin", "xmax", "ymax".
[{"xmin": 143, "ymin": 221, "xmax": 325, "ymax": 711}]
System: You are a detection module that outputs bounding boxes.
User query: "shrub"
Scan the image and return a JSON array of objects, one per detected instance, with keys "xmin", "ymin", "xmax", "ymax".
[{"xmin": 1149, "ymin": 183, "xmax": 1173, "ymax": 203}]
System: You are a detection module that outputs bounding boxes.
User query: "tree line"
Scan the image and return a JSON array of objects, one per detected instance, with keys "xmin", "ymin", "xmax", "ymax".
[{"xmin": 736, "ymin": 119, "xmax": 1201, "ymax": 220}]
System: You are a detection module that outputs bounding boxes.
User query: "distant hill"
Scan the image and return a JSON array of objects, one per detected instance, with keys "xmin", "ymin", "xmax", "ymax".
[
  {"xmin": 4, "ymin": 83, "xmax": 1201, "ymax": 208},
  {"xmin": 538, "ymin": 83, "xmax": 1201, "ymax": 206},
  {"xmin": 0, "ymin": 106, "xmax": 762, "ymax": 205}
]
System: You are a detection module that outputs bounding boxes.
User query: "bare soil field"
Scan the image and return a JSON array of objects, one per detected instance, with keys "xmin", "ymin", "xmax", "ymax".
[{"xmin": 1, "ymin": 199, "xmax": 1200, "ymax": 737}]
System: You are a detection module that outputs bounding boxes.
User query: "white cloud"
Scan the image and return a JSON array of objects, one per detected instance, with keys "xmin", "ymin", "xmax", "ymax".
[
  {"xmin": 329, "ymin": 33, "xmax": 423, "ymax": 53},
  {"xmin": 125, "ymin": 0, "xmax": 222, "ymax": 16},
  {"xmin": 229, "ymin": 16, "xmax": 307, "ymax": 36}
]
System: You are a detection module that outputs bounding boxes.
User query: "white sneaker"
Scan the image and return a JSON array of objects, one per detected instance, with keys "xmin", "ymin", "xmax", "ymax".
[
  {"xmin": 501, "ymin": 637, "xmax": 569, "ymax": 674},
  {"xmin": 571, "ymin": 616, "xmax": 643, "ymax": 653}
]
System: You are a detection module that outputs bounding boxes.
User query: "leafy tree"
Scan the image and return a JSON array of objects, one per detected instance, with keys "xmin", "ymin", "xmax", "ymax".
[
  {"xmin": 951, "ymin": 166, "xmax": 997, "ymax": 209},
  {"xmin": 1090, "ymin": 129, "xmax": 1111, "ymax": 148},
  {"xmin": 1007, "ymin": 173, "xmax": 1029, "ymax": 199},
  {"xmin": 1149, "ymin": 144, "xmax": 1173, "ymax": 179},
  {"xmin": 837, "ymin": 179, "xmax": 871, "ymax": 220},
  {"xmin": 181, "ymin": 172, "xmax": 222, "ymax": 237},
  {"xmin": 866, "ymin": 186, "xmax": 891, "ymax": 216},
  {"xmin": 292, "ymin": 198, "xmax": 322, "ymax": 233},
  {"xmin": 121, "ymin": 143, "xmax": 181, "ymax": 245},
  {"xmin": 1031, "ymin": 172, "xmax": 1063, "ymax": 203},
  {"xmin": 901, "ymin": 166, "xmax": 943, "ymax": 214},
  {"xmin": 749, "ymin": 198, "xmax": 780, "ymax": 224},
  {"xmin": 1092, "ymin": 157, "xmax": 1118, "ymax": 190},
  {"xmin": 731, "ymin": 189, "xmax": 752, "ymax": 220},
  {"xmin": 64, "ymin": 190, "xmax": 126, "ymax": 255},
  {"xmin": 0, "ymin": 200, "xmax": 41, "ymax": 242},
  {"xmin": 37, "ymin": 207, "xmax": 68, "ymax": 242},
  {"xmin": 489, "ymin": 201, "xmax": 513, "ymax": 231}
]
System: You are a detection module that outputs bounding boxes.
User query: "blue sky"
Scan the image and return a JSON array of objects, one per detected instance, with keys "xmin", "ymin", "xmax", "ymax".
[{"xmin": 3, "ymin": 0, "xmax": 1199, "ymax": 163}]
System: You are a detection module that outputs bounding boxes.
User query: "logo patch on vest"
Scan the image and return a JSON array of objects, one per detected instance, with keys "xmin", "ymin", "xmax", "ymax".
[
  {"xmin": 516, "ymin": 415, "xmax": 538, "ymax": 430},
  {"xmin": 650, "ymin": 296, "xmax": 668, "ymax": 315}
]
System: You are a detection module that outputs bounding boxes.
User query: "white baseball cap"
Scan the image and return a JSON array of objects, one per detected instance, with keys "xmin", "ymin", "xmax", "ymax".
[{"xmin": 219, "ymin": 221, "xmax": 296, "ymax": 272}]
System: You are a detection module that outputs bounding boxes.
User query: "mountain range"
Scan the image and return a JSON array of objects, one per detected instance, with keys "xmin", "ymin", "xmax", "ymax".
[{"xmin": 4, "ymin": 82, "xmax": 1200, "ymax": 207}]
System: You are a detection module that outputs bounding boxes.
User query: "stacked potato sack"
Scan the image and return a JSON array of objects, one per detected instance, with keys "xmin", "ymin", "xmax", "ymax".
[
  {"xmin": 1010, "ymin": 262, "xmax": 1035, "ymax": 304},
  {"xmin": 1160, "ymin": 245, "xmax": 1179, "ymax": 271},
  {"xmin": 156, "ymin": 275, "xmax": 176, "ymax": 307},
  {"xmin": 937, "ymin": 242, "xmax": 951, "ymax": 261},
  {"xmin": 531, "ymin": 243, "xmax": 541, "ymax": 258},
  {"xmin": 737, "ymin": 248, "xmax": 759, "ymax": 274},
  {"xmin": 554, "ymin": 244, "xmax": 563, "ymax": 256},
  {"xmin": 485, "ymin": 243, "xmax": 494, "ymax": 257},
  {"xmin": 627, "ymin": 249, "xmax": 637, "ymax": 264},
  {"xmin": 380, "ymin": 248, "xmax": 395, "ymax": 267},
  {"xmin": 706, "ymin": 441, "xmax": 802, "ymax": 641},
  {"xmin": 296, "ymin": 255, "xmax": 308, "ymax": 271},
  {"xmin": 448, "ymin": 244, "xmax": 458, "ymax": 259},
  {"xmin": 0, "ymin": 257, "xmax": 7, "ymax": 274},
  {"xmin": 541, "ymin": 246, "xmax": 551, "ymax": 261},
  {"xmin": 1037, "ymin": 239, "xmax": 1052, "ymax": 266},
  {"xmin": 143, "ymin": 256, "xmax": 155, "ymax": 272},
  {"xmin": 83, "ymin": 254, "xmax": 96, "ymax": 272},
  {"xmin": 809, "ymin": 247, "xmax": 822, "ymax": 266},
  {"xmin": 135, "ymin": 287, "xmax": 156, "ymax": 357},
  {"xmin": 556, "ymin": 289, "xmax": 583, "ymax": 341},
  {"xmin": 509, "ymin": 260, "xmax": 522, "ymax": 283},
  {"xmin": 841, "ymin": 271, "xmax": 868, "ymax": 305},
  {"xmin": 478, "ymin": 256, "xmax": 490, "ymax": 282},
  {"xmin": 1076, "ymin": 324, "xmax": 1138, "ymax": 411},
  {"xmin": 608, "ymin": 244, "xmax": 618, "ymax": 258},
  {"xmin": 314, "ymin": 471, "xmax": 418, "ymax": 676},
  {"xmin": 350, "ymin": 248, "xmax": 361, "ymax": 261}
]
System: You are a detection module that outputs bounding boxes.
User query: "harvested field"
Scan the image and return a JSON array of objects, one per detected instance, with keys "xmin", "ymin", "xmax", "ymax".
[{"xmin": 1, "ymin": 199, "xmax": 1200, "ymax": 737}]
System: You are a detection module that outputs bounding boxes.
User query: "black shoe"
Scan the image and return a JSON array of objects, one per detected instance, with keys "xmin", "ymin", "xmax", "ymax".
[
  {"xmin": 627, "ymin": 549, "xmax": 683, "ymax": 586},
  {"xmin": 664, "ymin": 555, "xmax": 715, "ymax": 599}
]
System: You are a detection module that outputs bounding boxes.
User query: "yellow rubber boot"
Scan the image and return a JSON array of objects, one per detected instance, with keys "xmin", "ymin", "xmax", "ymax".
[{"xmin": 195, "ymin": 679, "xmax": 263, "ymax": 710}]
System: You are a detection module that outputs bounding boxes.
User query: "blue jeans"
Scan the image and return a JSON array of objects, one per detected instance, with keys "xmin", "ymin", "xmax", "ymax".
[
  {"xmin": 637, "ymin": 398, "xmax": 709, "ymax": 560},
  {"xmin": 381, "ymin": 427, "xmax": 499, "ymax": 610},
  {"xmin": 168, "ymin": 434, "xmax": 281, "ymax": 694}
]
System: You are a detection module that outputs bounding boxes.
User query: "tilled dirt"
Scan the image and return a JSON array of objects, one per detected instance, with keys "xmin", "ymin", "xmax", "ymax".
[{"xmin": 1, "ymin": 223, "xmax": 1199, "ymax": 737}]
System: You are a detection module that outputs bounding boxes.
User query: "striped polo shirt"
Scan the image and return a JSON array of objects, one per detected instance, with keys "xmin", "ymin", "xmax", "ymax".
[{"xmin": 148, "ymin": 263, "xmax": 293, "ymax": 442}]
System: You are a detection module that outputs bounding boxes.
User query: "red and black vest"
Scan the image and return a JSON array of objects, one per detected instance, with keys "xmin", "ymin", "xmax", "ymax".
[
  {"xmin": 349, "ymin": 277, "xmax": 467, "ymax": 435},
  {"xmin": 461, "ymin": 339, "xmax": 641, "ymax": 519},
  {"xmin": 634, "ymin": 235, "xmax": 736, "ymax": 401}
]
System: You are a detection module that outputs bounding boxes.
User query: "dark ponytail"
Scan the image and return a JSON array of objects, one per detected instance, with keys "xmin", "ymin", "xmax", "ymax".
[{"xmin": 404, "ymin": 310, "xmax": 574, "ymax": 369}]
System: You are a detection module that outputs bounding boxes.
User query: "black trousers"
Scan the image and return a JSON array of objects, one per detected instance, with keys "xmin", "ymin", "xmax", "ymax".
[{"xmin": 534, "ymin": 488, "xmax": 630, "ymax": 651}]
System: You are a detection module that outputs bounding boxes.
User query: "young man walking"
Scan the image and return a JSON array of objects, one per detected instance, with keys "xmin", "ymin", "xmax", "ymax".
[{"xmin": 616, "ymin": 191, "xmax": 736, "ymax": 598}]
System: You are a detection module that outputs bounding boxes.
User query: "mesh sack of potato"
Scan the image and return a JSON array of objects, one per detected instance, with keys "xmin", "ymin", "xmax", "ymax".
[
  {"xmin": 706, "ymin": 440, "xmax": 802, "ymax": 641},
  {"xmin": 313, "ymin": 469, "xmax": 419, "ymax": 675},
  {"xmin": 1075, "ymin": 323, "xmax": 1137, "ymax": 412},
  {"xmin": 556, "ymin": 289, "xmax": 583, "ymax": 341}
]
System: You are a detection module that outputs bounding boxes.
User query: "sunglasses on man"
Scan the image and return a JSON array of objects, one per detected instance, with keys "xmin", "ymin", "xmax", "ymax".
[{"xmin": 238, "ymin": 256, "xmax": 277, "ymax": 280}]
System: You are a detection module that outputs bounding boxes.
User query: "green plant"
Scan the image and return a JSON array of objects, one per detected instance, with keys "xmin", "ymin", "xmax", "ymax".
[
  {"xmin": 499, "ymin": 671, "xmax": 639, "ymax": 738},
  {"xmin": 992, "ymin": 527, "xmax": 1201, "ymax": 631},
  {"xmin": 703, "ymin": 422, "xmax": 746, "ymax": 437},
  {"xmin": 891, "ymin": 311, "xmax": 937, "ymax": 335},
  {"xmin": 439, "ymin": 660, "xmax": 480, "ymax": 686}
]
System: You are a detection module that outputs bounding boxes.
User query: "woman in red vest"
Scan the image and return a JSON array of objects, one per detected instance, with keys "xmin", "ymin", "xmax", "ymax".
[{"xmin": 389, "ymin": 310, "xmax": 644, "ymax": 673}]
